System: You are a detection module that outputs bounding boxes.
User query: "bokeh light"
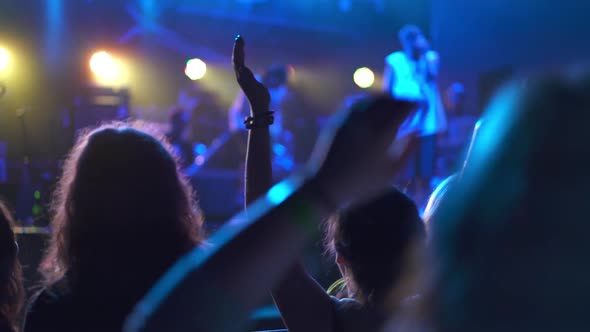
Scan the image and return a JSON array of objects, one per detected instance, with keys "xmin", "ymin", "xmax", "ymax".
[
  {"xmin": 273, "ymin": 143, "xmax": 287, "ymax": 156},
  {"xmin": 194, "ymin": 143, "xmax": 207, "ymax": 155},
  {"xmin": 184, "ymin": 58, "xmax": 207, "ymax": 80},
  {"xmin": 0, "ymin": 47, "xmax": 10, "ymax": 71},
  {"xmin": 89, "ymin": 50, "xmax": 126, "ymax": 86},
  {"xmin": 90, "ymin": 51, "xmax": 114, "ymax": 75},
  {"xmin": 353, "ymin": 67, "xmax": 375, "ymax": 89}
]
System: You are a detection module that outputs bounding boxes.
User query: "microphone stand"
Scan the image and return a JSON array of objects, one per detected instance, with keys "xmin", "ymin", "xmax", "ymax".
[{"xmin": 16, "ymin": 106, "xmax": 34, "ymax": 225}]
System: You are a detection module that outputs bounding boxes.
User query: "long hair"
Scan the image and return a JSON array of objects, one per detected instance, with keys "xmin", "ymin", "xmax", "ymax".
[
  {"xmin": 325, "ymin": 188, "xmax": 425, "ymax": 307},
  {"xmin": 0, "ymin": 202, "xmax": 24, "ymax": 332},
  {"xmin": 39, "ymin": 122, "xmax": 203, "ymax": 307},
  {"xmin": 428, "ymin": 72, "xmax": 590, "ymax": 332}
]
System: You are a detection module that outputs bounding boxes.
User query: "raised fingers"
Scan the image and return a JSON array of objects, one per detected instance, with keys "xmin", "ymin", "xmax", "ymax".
[{"xmin": 232, "ymin": 35, "xmax": 245, "ymax": 71}]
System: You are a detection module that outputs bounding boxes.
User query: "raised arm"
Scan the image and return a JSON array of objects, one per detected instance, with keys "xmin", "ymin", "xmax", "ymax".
[
  {"xmin": 272, "ymin": 262, "xmax": 335, "ymax": 331},
  {"xmin": 234, "ymin": 36, "xmax": 335, "ymax": 331},
  {"xmin": 233, "ymin": 35, "xmax": 273, "ymax": 204},
  {"xmin": 124, "ymin": 71, "xmax": 417, "ymax": 332}
]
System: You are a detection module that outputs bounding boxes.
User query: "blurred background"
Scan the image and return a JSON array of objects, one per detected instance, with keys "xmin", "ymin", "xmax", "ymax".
[
  {"xmin": 1, "ymin": 0, "xmax": 589, "ymax": 329},
  {"xmin": 0, "ymin": 0, "xmax": 436, "ymax": 226}
]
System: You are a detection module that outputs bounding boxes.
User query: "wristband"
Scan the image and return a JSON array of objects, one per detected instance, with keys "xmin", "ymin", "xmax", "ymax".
[{"xmin": 244, "ymin": 111, "xmax": 274, "ymax": 129}]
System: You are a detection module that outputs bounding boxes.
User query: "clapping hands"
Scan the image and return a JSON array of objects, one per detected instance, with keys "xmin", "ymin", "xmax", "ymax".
[{"xmin": 309, "ymin": 95, "xmax": 418, "ymax": 207}]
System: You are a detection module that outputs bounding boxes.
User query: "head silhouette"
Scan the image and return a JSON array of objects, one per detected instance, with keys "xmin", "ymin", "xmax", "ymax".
[
  {"xmin": 262, "ymin": 65, "xmax": 289, "ymax": 89},
  {"xmin": 0, "ymin": 202, "xmax": 23, "ymax": 332},
  {"xmin": 398, "ymin": 25, "xmax": 429, "ymax": 55},
  {"xmin": 40, "ymin": 122, "xmax": 203, "ymax": 309},
  {"xmin": 326, "ymin": 188, "xmax": 425, "ymax": 307},
  {"xmin": 428, "ymin": 72, "xmax": 590, "ymax": 332}
]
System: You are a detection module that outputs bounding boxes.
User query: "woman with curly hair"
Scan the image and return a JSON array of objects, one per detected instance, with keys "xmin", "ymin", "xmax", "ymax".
[{"xmin": 24, "ymin": 123, "xmax": 203, "ymax": 332}]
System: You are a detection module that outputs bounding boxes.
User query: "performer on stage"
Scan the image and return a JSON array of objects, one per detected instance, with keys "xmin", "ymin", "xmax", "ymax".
[{"xmin": 383, "ymin": 24, "xmax": 447, "ymax": 205}]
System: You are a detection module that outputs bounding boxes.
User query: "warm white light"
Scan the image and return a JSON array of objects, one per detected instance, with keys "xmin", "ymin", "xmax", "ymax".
[
  {"xmin": 0, "ymin": 48, "xmax": 10, "ymax": 71},
  {"xmin": 353, "ymin": 67, "xmax": 375, "ymax": 89},
  {"xmin": 90, "ymin": 51, "xmax": 114, "ymax": 75},
  {"xmin": 184, "ymin": 58, "xmax": 207, "ymax": 80},
  {"xmin": 89, "ymin": 51, "xmax": 125, "ymax": 85}
]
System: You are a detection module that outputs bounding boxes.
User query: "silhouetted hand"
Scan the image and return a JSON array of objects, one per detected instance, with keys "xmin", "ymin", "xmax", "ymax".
[
  {"xmin": 309, "ymin": 95, "xmax": 418, "ymax": 206},
  {"xmin": 232, "ymin": 35, "xmax": 271, "ymax": 116}
]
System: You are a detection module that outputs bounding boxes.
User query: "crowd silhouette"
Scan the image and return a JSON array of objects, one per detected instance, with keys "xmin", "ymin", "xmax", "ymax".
[{"xmin": 0, "ymin": 35, "xmax": 588, "ymax": 332}]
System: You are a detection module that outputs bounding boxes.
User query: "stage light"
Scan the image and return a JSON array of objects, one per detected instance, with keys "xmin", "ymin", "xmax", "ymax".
[
  {"xmin": 89, "ymin": 51, "xmax": 125, "ymax": 86},
  {"xmin": 90, "ymin": 51, "xmax": 115, "ymax": 75},
  {"xmin": 0, "ymin": 48, "xmax": 10, "ymax": 71},
  {"xmin": 194, "ymin": 143, "xmax": 207, "ymax": 155},
  {"xmin": 185, "ymin": 58, "xmax": 207, "ymax": 80},
  {"xmin": 353, "ymin": 67, "xmax": 375, "ymax": 89},
  {"xmin": 273, "ymin": 143, "xmax": 287, "ymax": 156}
]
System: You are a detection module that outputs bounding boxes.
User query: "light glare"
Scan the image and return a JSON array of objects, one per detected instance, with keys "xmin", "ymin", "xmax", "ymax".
[
  {"xmin": 184, "ymin": 58, "xmax": 207, "ymax": 80},
  {"xmin": 353, "ymin": 67, "xmax": 375, "ymax": 89},
  {"xmin": 89, "ymin": 51, "xmax": 125, "ymax": 86},
  {"xmin": 0, "ymin": 48, "xmax": 10, "ymax": 71}
]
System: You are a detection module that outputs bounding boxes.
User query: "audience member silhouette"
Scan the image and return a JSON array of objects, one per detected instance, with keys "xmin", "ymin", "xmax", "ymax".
[
  {"xmin": 24, "ymin": 123, "xmax": 203, "ymax": 332},
  {"xmin": 424, "ymin": 73, "xmax": 590, "ymax": 332},
  {"xmin": 122, "ymin": 35, "xmax": 418, "ymax": 332},
  {"xmin": 235, "ymin": 35, "xmax": 425, "ymax": 332},
  {"xmin": 0, "ymin": 203, "xmax": 24, "ymax": 332}
]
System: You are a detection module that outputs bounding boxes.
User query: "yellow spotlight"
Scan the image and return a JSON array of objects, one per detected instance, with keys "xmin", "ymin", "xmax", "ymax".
[
  {"xmin": 353, "ymin": 67, "xmax": 375, "ymax": 89},
  {"xmin": 184, "ymin": 58, "xmax": 207, "ymax": 80},
  {"xmin": 89, "ymin": 51, "xmax": 125, "ymax": 86},
  {"xmin": 0, "ymin": 47, "xmax": 10, "ymax": 71},
  {"xmin": 90, "ymin": 51, "xmax": 114, "ymax": 74}
]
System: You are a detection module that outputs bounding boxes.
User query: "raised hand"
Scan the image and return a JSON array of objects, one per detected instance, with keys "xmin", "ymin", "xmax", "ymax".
[
  {"xmin": 122, "ymin": 98, "xmax": 418, "ymax": 332},
  {"xmin": 308, "ymin": 95, "xmax": 418, "ymax": 207},
  {"xmin": 232, "ymin": 35, "xmax": 271, "ymax": 115}
]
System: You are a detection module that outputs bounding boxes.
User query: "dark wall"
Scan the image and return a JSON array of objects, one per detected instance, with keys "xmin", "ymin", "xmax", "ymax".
[{"xmin": 430, "ymin": 0, "xmax": 590, "ymax": 113}]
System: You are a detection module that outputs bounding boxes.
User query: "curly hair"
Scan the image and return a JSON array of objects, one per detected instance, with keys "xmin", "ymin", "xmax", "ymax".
[
  {"xmin": 39, "ymin": 122, "xmax": 203, "ymax": 305},
  {"xmin": 0, "ymin": 202, "xmax": 24, "ymax": 332}
]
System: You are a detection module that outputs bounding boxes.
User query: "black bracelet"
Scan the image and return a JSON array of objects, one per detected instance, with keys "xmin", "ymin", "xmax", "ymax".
[{"xmin": 244, "ymin": 111, "xmax": 275, "ymax": 129}]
